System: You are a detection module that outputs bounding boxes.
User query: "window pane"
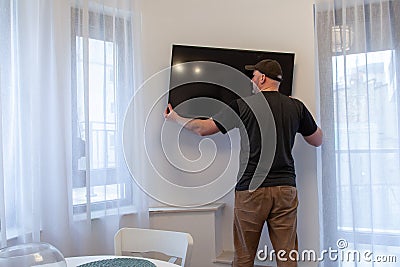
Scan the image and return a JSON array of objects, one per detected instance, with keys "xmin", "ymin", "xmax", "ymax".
[
  {"xmin": 333, "ymin": 50, "xmax": 400, "ymax": 235},
  {"xmin": 76, "ymin": 37, "xmax": 116, "ymax": 170},
  {"xmin": 333, "ymin": 50, "xmax": 398, "ymax": 150},
  {"xmin": 71, "ymin": 10, "xmax": 134, "ymax": 213}
]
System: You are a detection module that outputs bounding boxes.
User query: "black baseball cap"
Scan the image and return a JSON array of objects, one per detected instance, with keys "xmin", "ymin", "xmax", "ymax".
[{"xmin": 245, "ymin": 59, "xmax": 283, "ymax": 82}]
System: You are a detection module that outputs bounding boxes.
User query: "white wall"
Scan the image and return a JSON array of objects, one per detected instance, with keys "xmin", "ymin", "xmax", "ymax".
[{"xmin": 138, "ymin": 0, "xmax": 320, "ymax": 265}]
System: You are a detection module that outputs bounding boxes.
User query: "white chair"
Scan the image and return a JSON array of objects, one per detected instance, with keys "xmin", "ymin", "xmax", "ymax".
[{"xmin": 114, "ymin": 227, "xmax": 193, "ymax": 267}]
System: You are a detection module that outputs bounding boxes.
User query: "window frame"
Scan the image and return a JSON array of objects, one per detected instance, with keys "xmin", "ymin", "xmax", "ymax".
[{"xmin": 70, "ymin": 7, "xmax": 134, "ymax": 216}]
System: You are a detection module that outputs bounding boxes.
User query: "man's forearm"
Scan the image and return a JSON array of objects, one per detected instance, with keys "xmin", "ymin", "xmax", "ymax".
[
  {"xmin": 177, "ymin": 117, "xmax": 205, "ymax": 135},
  {"xmin": 164, "ymin": 103, "xmax": 220, "ymax": 136}
]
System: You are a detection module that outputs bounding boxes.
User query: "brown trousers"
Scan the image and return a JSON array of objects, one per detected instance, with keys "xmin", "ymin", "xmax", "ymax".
[{"xmin": 233, "ymin": 186, "xmax": 298, "ymax": 267}]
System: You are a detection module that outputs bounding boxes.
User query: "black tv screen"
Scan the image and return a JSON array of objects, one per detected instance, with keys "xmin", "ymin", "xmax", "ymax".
[{"xmin": 168, "ymin": 44, "xmax": 295, "ymax": 118}]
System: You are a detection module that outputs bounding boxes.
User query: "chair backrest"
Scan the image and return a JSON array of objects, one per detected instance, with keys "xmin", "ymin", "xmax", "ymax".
[{"xmin": 114, "ymin": 227, "xmax": 193, "ymax": 267}]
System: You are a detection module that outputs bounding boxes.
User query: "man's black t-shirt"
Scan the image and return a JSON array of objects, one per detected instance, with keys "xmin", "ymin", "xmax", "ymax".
[{"xmin": 213, "ymin": 91, "xmax": 317, "ymax": 191}]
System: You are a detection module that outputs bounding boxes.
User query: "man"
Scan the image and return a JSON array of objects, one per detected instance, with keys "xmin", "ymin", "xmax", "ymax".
[{"xmin": 164, "ymin": 59, "xmax": 322, "ymax": 267}]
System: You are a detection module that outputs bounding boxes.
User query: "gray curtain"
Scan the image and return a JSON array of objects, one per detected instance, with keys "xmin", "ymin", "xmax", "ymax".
[{"xmin": 315, "ymin": 0, "xmax": 400, "ymax": 266}]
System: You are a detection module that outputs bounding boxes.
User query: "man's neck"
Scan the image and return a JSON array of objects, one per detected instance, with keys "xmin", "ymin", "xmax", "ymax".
[{"xmin": 260, "ymin": 86, "xmax": 279, "ymax": 92}]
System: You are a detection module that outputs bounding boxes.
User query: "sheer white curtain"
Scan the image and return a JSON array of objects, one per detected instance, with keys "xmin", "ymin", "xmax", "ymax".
[
  {"xmin": 315, "ymin": 0, "xmax": 400, "ymax": 266},
  {"xmin": 0, "ymin": 0, "xmax": 148, "ymax": 256}
]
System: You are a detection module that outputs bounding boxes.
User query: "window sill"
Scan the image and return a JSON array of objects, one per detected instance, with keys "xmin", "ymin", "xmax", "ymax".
[
  {"xmin": 149, "ymin": 202, "xmax": 225, "ymax": 214},
  {"xmin": 73, "ymin": 205, "xmax": 138, "ymax": 221}
]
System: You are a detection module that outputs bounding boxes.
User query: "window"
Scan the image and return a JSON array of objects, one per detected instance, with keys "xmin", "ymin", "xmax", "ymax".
[
  {"xmin": 333, "ymin": 50, "xmax": 400, "ymax": 238},
  {"xmin": 316, "ymin": 1, "xmax": 400, "ymax": 264},
  {"xmin": 71, "ymin": 8, "xmax": 134, "ymax": 217}
]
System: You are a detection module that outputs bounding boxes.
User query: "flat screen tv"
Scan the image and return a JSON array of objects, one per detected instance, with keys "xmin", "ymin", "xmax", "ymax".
[{"xmin": 168, "ymin": 44, "xmax": 295, "ymax": 118}]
